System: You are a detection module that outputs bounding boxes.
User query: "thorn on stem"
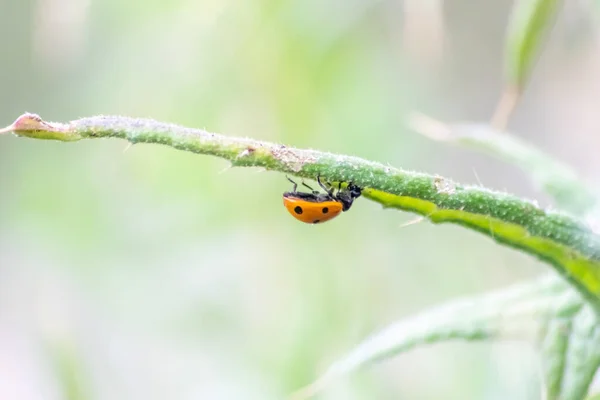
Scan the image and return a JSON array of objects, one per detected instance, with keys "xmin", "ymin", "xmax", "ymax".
[
  {"xmin": 399, "ymin": 216, "xmax": 425, "ymax": 228},
  {"xmin": 218, "ymin": 163, "xmax": 233, "ymax": 174}
]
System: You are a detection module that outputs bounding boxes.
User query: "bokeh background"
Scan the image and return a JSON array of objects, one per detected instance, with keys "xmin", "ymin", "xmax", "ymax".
[{"xmin": 1, "ymin": 1, "xmax": 599, "ymax": 399}]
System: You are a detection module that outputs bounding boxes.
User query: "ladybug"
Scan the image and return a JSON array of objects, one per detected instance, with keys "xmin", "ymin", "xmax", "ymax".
[{"xmin": 283, "ymin": 175, "xmax": 362, "ymax": 224}]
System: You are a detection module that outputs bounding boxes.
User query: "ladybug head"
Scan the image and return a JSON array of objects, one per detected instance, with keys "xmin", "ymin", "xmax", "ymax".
[
  {"xmin": 337, "ymin": 183, "xmax": 362, "ymax": 212},
  {"xmin": 346, "ymin": 183, "xmax": 362, "ymax": 199}
]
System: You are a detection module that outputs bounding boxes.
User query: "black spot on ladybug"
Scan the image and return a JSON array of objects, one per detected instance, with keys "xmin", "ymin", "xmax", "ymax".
[
  {"xmin": 294, "ymin": 206, "xmax": 303, "ymax": 215},
  {"xmin": 313, "ymin": 220, "xmax": 320, "ymax": 224},
  {"xmin": 322, "ymin": 207, "xmax": 329, "ymax": 214}
]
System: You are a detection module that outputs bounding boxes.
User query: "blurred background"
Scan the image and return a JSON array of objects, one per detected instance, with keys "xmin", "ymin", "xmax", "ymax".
[{"xmin": 1, "ymin": 0, "xmax": 599, "ymax": 399}]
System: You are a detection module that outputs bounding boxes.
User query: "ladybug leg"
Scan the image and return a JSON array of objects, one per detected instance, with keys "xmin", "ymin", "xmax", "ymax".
[
  {"xmin": 302, "ymin": 182, "xmax": 319, "ymax": 195},
  {"xmin": 286, "ymin": 176, "xmax": 298, "ymax": 192},
  {"xmin": 317, "ymin": 175, "xmax": 335, "ymax": 197}
]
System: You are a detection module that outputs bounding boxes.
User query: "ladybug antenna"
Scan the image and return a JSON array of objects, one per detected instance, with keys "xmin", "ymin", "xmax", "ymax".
[{"xmin": 301, "ymin": 181, "xmax": 318, "ymax": 194}]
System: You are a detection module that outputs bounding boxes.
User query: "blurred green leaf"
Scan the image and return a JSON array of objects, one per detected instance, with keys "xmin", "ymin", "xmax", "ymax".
[
  {"xmin": 297, "ymin": 276, "xmax": 600, "ymax": 400},
  {"xmin": 492, "ymin": 0, "xmax": 562, "ymax": 135},
  {"xmin": 47, "ymin": 341, "xmax": 90, "ymax": 400},
  {"xmin": 505, "ymin": 0, "xmax": 563, "ymax": 90},
  {"xmin": 549, "ymin": 305, "xmax": 600, "ymax": 400},
  {"xmin": 542, "ymin": 316, "xmax": 573, "ymax": 397},
  {"xmin": 292, "ymin": 275, "xmax": 583, "ymax": 399}
]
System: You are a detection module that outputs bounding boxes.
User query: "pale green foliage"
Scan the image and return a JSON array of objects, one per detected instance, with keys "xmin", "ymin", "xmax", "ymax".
[
  {"xmin": 297, "ymin": 3, "xmax": 599, "ymax": 392},
  {"xmin": 295, "ymin": 120, "xmax": 600, "ymax": 399},
  {"xmin": 505, "ymin": 0, "xmax": 563, "ymax": 89}
]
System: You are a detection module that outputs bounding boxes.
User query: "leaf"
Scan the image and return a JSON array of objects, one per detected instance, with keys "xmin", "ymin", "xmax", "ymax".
[
  {"xmin": 408, "ymin": 113, "xmax": 599, "ymax": 217},
  {"xmin": 541, "ymin": 317, "xmax": 573, "ymax": 397},
  {"xmin": 365, "ymin": 188, "xmax": 600, "ymax": 314},
  {"xmin": 407, "ymin": 112, "xmax": 600, "ymax": 399},
  {"xmin": 46, "ymin": 341, "xmax": 91, "ymax": 400},
  {"xmin": 3, "ymin": 113, "xmax": 600, "ymax": 312},
  {"xmin": 492, "ymin": 0, "xmax": 563, "ymax": 129},
  {"xmin": 505, "ymin": 0, "xmax": 563, "ymax": 90},
  {"xmin": 295, "ymin": 276, "xmax": 600, "ymax": 400},
  {"xmin": 291, "ymin": 275, "xmax": 583, "ymax": 399},
  {"xmin": 550, "ymin": 305, "xmax": 600, "ymax": 400}
]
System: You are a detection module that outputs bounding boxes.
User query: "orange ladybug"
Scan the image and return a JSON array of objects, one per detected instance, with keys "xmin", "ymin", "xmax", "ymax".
[{"xmin": 283, "ymin": 175, "xmax": 362, "ymax": 224}]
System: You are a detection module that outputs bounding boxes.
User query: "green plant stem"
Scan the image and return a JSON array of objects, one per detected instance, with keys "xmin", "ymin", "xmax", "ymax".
[{"xmin": 3, "ymin": 113, "xmax": 600, "ymax": 311}]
